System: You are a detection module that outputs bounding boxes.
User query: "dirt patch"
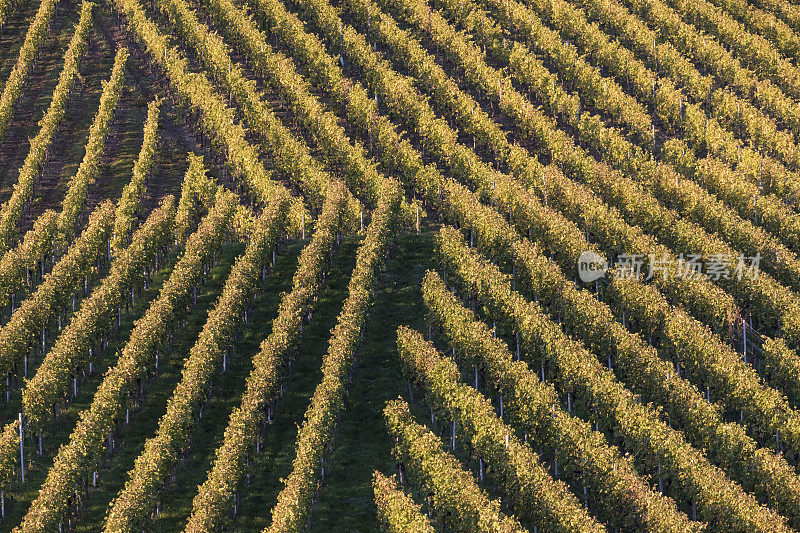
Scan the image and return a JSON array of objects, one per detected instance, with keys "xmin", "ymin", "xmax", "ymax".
[
  {"xmin": 0, "ymin": 0, "xmax": 83, "ymax": 201},
  {"xmin": 16, "ymin": 8, "xmax": 118, "ymax": 232},
  {"xmin": 92, "ymin": 4, "xmax": 202, "ymax": 216}
]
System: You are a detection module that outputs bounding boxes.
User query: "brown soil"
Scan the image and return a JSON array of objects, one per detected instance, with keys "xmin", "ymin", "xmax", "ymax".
[{"xmin": 0, "ymin": 0, "xmax": 83, "ymax": 202}]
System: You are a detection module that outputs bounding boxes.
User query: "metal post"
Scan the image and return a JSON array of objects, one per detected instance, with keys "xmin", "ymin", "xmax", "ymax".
[
  {"xmin": 18, "ymin": 413, "xmax": 23, "ymax": 483},
  {"xmin": 743, "ymin": 319, "xmax": 747, "ymax": 363}
]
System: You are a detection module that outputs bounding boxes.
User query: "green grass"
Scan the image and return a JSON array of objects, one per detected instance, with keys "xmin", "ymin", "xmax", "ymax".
[
  {"xmin": 67, "ymin": 245, "xmax": 243, "ymax": 533},
  {"xmin": 222, "ymin": 234, "xmax": 362, "ymax": 532},
  {"xmin": 148, "ymin": 235, "xmax": 358, "ymax": 532},
  {"xmin": 0, "ymin": 227, "xmax": 436, "ymax": 532},
  {"xmin": 0, "ymin": 239, "xmax": 224, "ymax": 527},
  {"xmin": 307, "ymin": 229, "xmax": 435, "ymax": 533},
  {"xmin": 0, "ymin": 226, "xmax": 434, "ymax": 531}
]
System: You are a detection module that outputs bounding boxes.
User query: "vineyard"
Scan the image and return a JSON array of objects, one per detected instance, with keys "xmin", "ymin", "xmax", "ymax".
[{"xmin": 3, "ymin": 0, "xmax": 800, "ymax": 530}]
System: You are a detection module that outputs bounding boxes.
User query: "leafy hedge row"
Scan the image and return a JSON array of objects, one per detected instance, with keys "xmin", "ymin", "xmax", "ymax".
[
  {"xmin": 376, "ymin": 0, "xmax": 800, "ymax": 346},
  {"xmin": 22, "ymin": 197, "xmax": 175, "ymax": 432},
  {"xmin": 202, "ymin": 0, "xmax": 383, "ymax": 206},
  {"xmin": 711, "ymin": 0, "xmax": 800, "ymax": 62},
  {"xmin": 0, "ymin": 211, "xmax": 58, "ymax": 315},
  {"xmin": 438, "ymin": 0, "xmax": 800, "ymax": 255},
  {"xmin": 112, "ymin": 99, "xmax": 162, "ymax": 253},
  {"xmin": 151, "ymin": 0, "xmax": 352, "ymax": 213},
  {"xmin": 265, "ymin": 180, "xmax": 401, "ymax": 532},
  {"xmin": 0, "ymin": 53, "xmax": 142, "ymax": 317},
  {"xmin": 398, "ymin": 326, "xmax": 606, "ymax": 532},
  {"xmin": 184, "ymin": 184, "xmax": 348, "ymax": 532},
  {"xmin": 16, "ymin": 191, "xmax": 238, "ymax": 532},
  {"xmin": 175, "ymin": 154, "xmax": 219, "ymax": 244},
  {"xmin": 246, "ymin": 0, "xmax": 800, "ymax": 452},
  {"xmin": 372, "ymin": 471, "xmax": 435, "ymax": 533},
  {"xmin": 0, "ymin": 197, "xmax": 175, "ymax": 487},
  {"xmin": 103, "ymin": 194, "xmax": 290, "ymax": 530},
  {"xmin": 747, "ymin": 0, "xmax": 800, "ymax": 30},
  {"xmin": 619, "ymin": 0, "xmax": 800, "ymax": 151},
  {"xmin": 421, "ymin": 269, "xmax": 697, "ymax": 531},
  {"xmin": 384, "ymin": 399, "xmax": 527, "ymax": 533},
  {"xmin": 109, "ymin": 0, "xmax": 306, "ymax": 229},
  {"xmin": 57, "ymin": 48, "xmax": 129, "ymax": 246},
  {"xmin": 0, "ymin": 0, "xmax": 61, "ymax": 141},
  {"xmin": 435, "ymin": 226, "xmax": 789, "ymax": 532},
  {"xmin": 570, "ymin": 0, "xmax": 800, "ymax": 189},
  {"xmin": 433, "ymin": 177, "xmax": 800, "ymax": 524},
  {"xmin": 0, "ymin": 201, "xmax": 115, "ymax": 380},
  {"xmin": 661, "ymin": 0, "xmax": 800, "ymax": 102}
]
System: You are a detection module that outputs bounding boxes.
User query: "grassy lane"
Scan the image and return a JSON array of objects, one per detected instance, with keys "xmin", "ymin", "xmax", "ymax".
[
  {"xmin": 222, "ymin": 234, "xmax": 359, "ymax": 532},
  {"xmin": 308, "ymin": 228, "xmax": 435, "ymax": 532},
  {"xmin": 144, "ymin": 239, "xmax": 308, "ymax": 531},
  {"xmin": 65, "ymin": 243, "xmax": 243, "ymax": 532}
]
